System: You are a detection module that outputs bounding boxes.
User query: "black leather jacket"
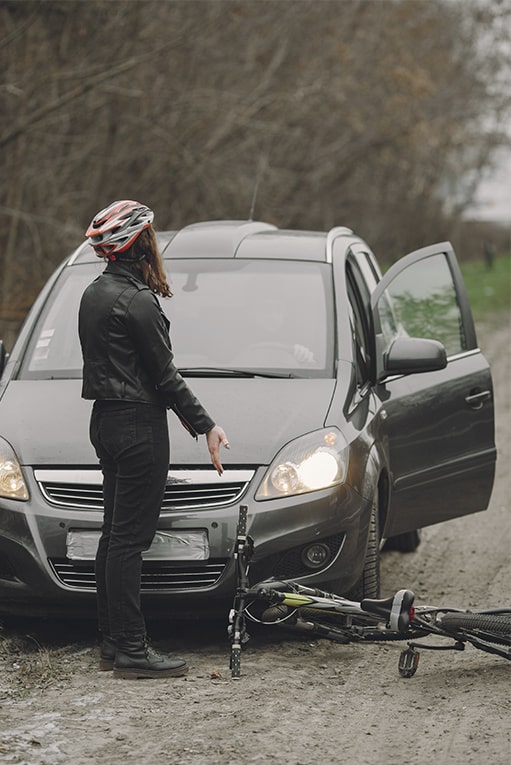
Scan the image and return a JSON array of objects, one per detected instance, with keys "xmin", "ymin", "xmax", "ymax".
[{"xmin": 78, "ymin": 261, "xmax": 215, "ymax": 437}]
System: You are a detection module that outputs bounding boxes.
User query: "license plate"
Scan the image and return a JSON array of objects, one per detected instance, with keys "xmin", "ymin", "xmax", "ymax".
[{"xmin": 66, "ymin": 529, "xmax": 209, "ymax": 561}]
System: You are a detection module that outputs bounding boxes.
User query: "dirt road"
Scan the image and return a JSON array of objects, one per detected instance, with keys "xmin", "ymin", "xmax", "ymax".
[{"xmin": 1, "ymin": 315, "xmax": 509, "ymax": 765}]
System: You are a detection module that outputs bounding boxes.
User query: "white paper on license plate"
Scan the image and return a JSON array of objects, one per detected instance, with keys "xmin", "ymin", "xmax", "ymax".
[{"xmin": 66, "ymin": 529, "xmax": 209, "ymax": 561}]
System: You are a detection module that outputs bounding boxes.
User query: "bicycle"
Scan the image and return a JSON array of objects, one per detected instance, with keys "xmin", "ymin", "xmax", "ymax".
[{"xmin": 228, "ymin": 505, "xmax": 511, "ymax": 679}]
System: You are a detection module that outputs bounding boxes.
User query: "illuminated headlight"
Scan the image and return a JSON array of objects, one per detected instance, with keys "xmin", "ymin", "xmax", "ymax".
[
  {"xmin": 0, "ymin": 438, "xmax": 29, "ymax": 500},
  {"xmin": 255, "ymin": 428, "xmax": 349, "ymax": 500}
]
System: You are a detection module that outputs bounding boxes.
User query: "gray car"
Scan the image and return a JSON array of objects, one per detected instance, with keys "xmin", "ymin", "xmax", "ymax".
[{"xmin": 0, "ymin": 221, "xmax": 496, "ymax": 618}]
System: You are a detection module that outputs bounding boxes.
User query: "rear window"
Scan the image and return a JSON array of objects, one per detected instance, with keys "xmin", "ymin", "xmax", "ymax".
[{"xmin": 19, "ymin": 259, "xmax": 335, "ymax": 379}]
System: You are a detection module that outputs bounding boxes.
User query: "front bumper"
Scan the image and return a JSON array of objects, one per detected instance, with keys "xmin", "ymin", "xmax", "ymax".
[{"xmin": 0, "ymin": 466, "xmax": 371, "ymax": 618}]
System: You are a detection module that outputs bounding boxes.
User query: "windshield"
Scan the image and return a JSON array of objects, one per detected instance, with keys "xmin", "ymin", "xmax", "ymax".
[{"xmin": 19, "ymin": 259, "xmax": 335, "ymax": 379}]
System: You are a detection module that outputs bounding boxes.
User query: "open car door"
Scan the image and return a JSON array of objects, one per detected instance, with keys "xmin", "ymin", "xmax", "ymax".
[{"xmin": 371, "ymin": 242, "xmax": 496, "ymax": 537}]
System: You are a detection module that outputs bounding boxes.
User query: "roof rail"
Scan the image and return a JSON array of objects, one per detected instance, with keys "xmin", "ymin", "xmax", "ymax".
[
  {"xmin": 67, "ymin": 241, "xmax": 92, "ymax": 266},
  {"xmin": 231, "ymin": 221, "xmax": 277, "ymax": 255},
  {"xmin": 166, "ymin": 220, "xmax": 277, "ymax": 258},
  {"xmin": 326, "ymin": 226, "xmax": 353, "ymax": 263}
]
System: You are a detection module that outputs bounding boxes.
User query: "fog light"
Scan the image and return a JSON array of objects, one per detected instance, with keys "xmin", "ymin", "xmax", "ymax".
[{"xmin": 301, "ymin": 543, "xmax": 331, "ymax": 570}]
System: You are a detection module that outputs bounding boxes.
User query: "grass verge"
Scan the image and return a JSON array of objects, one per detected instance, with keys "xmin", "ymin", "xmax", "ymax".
[{"xmin": 459, "ymin": 255, "xmax": 510, "ymax": 324}]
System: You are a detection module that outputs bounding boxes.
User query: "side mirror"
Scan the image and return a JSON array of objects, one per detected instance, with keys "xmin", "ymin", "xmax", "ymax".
[{"xmin": 379, "ymin": 337, "xmax": 447, "ymax": 381}]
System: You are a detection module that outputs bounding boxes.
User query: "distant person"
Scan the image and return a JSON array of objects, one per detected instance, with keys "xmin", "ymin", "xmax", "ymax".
[
  {"xmin": 483, "ymin": 239, "xmax": 495, "ymax": 270},
  {"xmin": 79, "ymin": 200, "xmax": 229, "ymax": 679}
]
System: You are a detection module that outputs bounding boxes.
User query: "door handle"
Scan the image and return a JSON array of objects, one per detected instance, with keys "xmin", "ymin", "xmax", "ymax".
[{"xmin": 465, "ymin": 389, "xmax": 491, "ymax": 409}]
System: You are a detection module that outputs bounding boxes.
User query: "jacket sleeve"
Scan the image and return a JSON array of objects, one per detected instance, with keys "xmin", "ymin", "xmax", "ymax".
[{"xmin": 126, "ymin": 290, "xmax": 215, "ymax": 435}]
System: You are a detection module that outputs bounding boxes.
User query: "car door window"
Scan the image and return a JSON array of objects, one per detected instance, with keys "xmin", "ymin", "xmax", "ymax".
[
  {"xmin": 346, "ymin": 259, "xmax": 371, "ymax": 384},
  {"xmin": 375, "ymin": 252, "xmax": 466, "ymax": 357}
]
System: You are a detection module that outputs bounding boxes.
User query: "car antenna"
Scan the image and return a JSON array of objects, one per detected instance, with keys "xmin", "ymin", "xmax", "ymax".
[{"xmin": 249, "ymin": 153, "xmax": 268, "ymax": 221}]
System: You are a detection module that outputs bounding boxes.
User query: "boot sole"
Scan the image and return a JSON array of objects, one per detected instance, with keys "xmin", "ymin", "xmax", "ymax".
[
  {"xmin": 113, "ymin": 665, "xmax": 189, "ymax": 679},
  {"xmin": 99, "ymin": 659, "xmax": 114, "ymax": 671}
]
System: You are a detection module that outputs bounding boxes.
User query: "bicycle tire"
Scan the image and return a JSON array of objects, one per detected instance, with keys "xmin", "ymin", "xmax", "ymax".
[{"xmin": 439, "ymin": 612, "xmax": 511, "ymax": 643}]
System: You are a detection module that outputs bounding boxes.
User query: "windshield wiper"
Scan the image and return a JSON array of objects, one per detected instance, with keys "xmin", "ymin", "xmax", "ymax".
[
  {"xmin": 35, "ymin": 373, "xmax": 82, "ymax": 380},
  {"xmin": 178, "ymin": 367, "xmax": 300, "ymax": 379}
]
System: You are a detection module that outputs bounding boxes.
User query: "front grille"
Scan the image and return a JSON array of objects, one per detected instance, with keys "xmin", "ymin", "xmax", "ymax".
[
  {"xmin": 35, "ymin": 468, "xmax": 254, "ymax": 511},
  {"xmin": 42, "ymin": 482, "xmax": 104, "ymax": 508},
  {"xmin": 49, "ymin": 558, "xmax": 227, "ymax": 591}
]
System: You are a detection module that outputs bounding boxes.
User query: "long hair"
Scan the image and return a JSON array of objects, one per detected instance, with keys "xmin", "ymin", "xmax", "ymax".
[{"xmin": 132, "ymin": 226, "xmax": 173, "ymax": 298}]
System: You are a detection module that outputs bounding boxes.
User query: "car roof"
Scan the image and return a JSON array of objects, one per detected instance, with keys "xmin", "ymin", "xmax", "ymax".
[{"xmin": 68, "ymin": 220, "xmax": 357, "ymax": 265}]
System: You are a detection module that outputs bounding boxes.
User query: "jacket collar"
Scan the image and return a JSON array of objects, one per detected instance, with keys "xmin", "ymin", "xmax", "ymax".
[{"xmin": 104, "ymin": 260, "xmax": 146, "ymax": 286}]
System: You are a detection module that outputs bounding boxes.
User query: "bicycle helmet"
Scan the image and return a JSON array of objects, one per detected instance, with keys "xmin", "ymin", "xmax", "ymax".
[{"xmin": 86, "ymin": 200, "xmax": 154, "ymax": 258}]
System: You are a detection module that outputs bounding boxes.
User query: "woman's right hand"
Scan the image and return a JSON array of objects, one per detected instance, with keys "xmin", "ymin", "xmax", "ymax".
[{"xmin": 206, "ymin": 425, "xmax": 230, "ymax": 475}]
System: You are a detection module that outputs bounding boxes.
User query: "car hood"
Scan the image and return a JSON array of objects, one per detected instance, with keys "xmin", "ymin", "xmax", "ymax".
[{"xmin": 1, "ymin": 379, "xmax": 337, "ymax": 466}]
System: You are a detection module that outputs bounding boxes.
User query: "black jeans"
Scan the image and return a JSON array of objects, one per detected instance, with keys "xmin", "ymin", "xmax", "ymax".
[{"xmin": 90, "ymin": 401, "xmax": 170, "ymax": 639}]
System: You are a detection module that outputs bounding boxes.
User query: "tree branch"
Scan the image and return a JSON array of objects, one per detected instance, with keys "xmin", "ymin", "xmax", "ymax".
[{"xmin": 0, "ymin": 43, "xmax": 172, "ymax": 149}]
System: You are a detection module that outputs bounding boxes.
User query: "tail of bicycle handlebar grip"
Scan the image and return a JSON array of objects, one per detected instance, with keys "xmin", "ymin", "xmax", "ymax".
[
  {"xmin": 230, "ymin": 643, "xmax": 241, "ymax": 679},
  {"xmin": 236, "ymin": 504, "xmax": 248, "ymax": 539}
]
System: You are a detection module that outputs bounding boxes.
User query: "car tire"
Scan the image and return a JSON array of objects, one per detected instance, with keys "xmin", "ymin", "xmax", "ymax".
[
  {"xmin": 325, "ymin": 496, "xmax": 380, "ymax": 601},
  {"xmin": 383, "ymin": 529, "xmax": 422, "ymax": 553}
]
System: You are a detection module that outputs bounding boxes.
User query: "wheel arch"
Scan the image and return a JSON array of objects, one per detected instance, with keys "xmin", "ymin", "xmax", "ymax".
[
  {"xmin": 358, "ymin": 441, "xmax": 390, "ymax": 541},
  {"xmin": 377, "ymin": 468, "xmax": 391, "ymax": 541}
]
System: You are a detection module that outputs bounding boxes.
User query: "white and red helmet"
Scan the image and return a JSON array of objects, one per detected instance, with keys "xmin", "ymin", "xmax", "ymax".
[{"xmin": 86, "ymin": 200, "xmax": 154, "ymax": 258}]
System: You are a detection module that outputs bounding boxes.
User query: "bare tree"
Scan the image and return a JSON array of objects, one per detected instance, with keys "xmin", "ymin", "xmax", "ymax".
[{"xmin": 0, "ymin": 0, "xmax": 509, "ymax": 347}]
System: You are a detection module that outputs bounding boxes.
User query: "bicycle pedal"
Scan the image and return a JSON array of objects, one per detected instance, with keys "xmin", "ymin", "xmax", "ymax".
[{"xmin": 398, "ymin": 646, "xmax": 420, "ymax": 678}]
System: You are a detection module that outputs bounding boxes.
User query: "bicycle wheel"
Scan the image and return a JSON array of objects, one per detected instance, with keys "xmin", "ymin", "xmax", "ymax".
[{"xmin": 439, "ymin": 612, "xmax": 511, "ymax": 643}]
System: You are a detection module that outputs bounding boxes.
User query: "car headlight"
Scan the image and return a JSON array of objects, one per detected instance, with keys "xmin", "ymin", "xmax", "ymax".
[
  {"xmin": 0, "ymin": 438, "xmax": 29, "ymax": 500},
  {"xmin": 255, "ymin": 428, "xmax": 349, "ymax": 500}
]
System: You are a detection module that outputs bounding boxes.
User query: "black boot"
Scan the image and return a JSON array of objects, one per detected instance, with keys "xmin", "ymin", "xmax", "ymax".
[
  {"xmin": 99, "ymin": 636, "xmax": 117, "ymax": 671},
  {"xmin": 113, "ymin": 636, "xmax": 188, "ymax": 679}
]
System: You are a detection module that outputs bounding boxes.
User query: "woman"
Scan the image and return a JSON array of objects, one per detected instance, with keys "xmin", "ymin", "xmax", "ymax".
[{"xmin": 79, "ymin": 200, "xmax": 229, "ymax": 679}]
